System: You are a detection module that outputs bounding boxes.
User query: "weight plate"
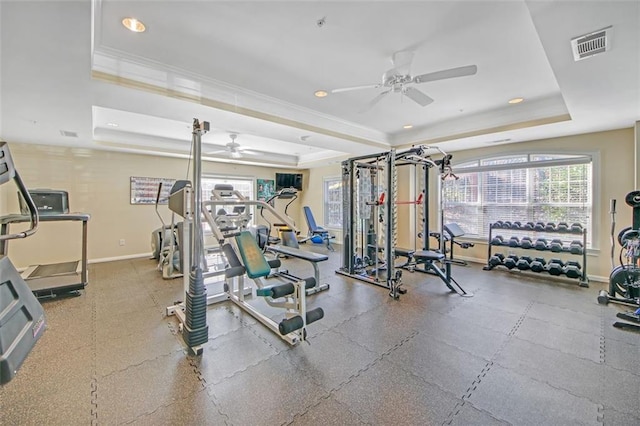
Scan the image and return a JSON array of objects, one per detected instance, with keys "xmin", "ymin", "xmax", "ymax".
[{"xmin": 625, "ymin": 190, "xmax": 640, "ymax": 207}]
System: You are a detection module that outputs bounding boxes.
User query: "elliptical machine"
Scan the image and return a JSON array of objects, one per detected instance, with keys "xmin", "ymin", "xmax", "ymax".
[
  {"xmin": 598, "ymin": 192, "xmax": 640, "ymax": 332},
  {"xmin": 151, "ymin": 182, "xmax": 183, "ymax": 279}
]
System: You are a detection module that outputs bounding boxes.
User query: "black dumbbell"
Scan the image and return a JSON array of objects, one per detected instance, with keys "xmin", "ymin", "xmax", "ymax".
[
  {"xmin": 520, "ymin": 237, "xmax": 533, "ymax": 249},
  {"xmin": 556, "ymin": 222, "xmax": 569, "ymax": 232},
  {"xmin": 547, "ymin": 259, "xmax": 565, "ymax": 276},
  {"xmin": 534, "ymin": 222, "xmax": 546, "ymax": 231},
  {"xmin": 493, "ymin": 221, "xmax": 504, "ymax": 229},
  {"xmin": 511, "ymin": 221, "xmax": 522, "ymax": 229},
  {"xmin": 491, "ymin": 235, "xmax": 505, "ymax": 245},
  {"xmin": 516, "ymin": 256, "xmax": 533, "ymax": 270},
  {"xmin": 503, "ymin": 255, "xmax": 519, "ymax": 270},
  {"xmin": 530, "ymin": 258, "xmax": 546, "ymax": 273},
  {"xmin": 570, "ymin": 223, "xmax": 583, "ymax": 233},
  {"xmin": 503, "ymin": 221, "xmax": 513, "ymax": 229},
  {"xmin": 545, "ymin": 222, "xmax": 557, "ymax": 232},
  {"xmin": 534, "ymin": 238, "xmax": 548, "ymax": 250},
  {"xmin": 489, "ymin": 253, "xmax": 505, "ymax": 267},
  {"xmin": 508, "ymin": 236, "xmax": 520, "ymax": 247},
  {"xmin": 549, "ymin": 239, "xmax": 564, "ymax": 253},
  {"xmin": 523, "ymin": 221, "xmax": 535, "ymax": 230},
  {"xmin": 569, "ymin": 240, "xmax": 583, "ymax": 255},
  {"xmin": 564, "ymin": 261, "xmax": 582, "ymax": 279}
]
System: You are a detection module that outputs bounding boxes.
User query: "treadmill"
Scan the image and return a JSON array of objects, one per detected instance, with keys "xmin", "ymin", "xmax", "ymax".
[{"xmin": 0, "ymin": 190, "xmax": 90, "ymax": 299}]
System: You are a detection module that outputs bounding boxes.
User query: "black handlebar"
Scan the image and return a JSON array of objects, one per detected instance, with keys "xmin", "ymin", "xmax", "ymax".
[{"xmin": 0, "ymin": 142, "xmax": 39, "ymax": 241}]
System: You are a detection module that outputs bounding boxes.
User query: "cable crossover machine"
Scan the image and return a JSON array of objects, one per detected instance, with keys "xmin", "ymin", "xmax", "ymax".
[{"xmin": 337, "ymin": 145, "xmax": 472, "ymax": 299}]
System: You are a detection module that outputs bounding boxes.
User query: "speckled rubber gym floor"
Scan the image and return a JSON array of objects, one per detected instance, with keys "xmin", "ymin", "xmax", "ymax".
[{"xmin": 1, "ymin": 246, "xmax": 639, "ymax": 425}]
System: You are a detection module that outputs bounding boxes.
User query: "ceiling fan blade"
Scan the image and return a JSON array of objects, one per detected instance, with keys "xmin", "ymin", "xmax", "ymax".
[
  {"xmin": 331, "ymin": 83, "xmax": 381, "ymax": 94},
  {"xmin": 403, "ymin": 87, "xmax": 434, "ymax": 107},
  {"xmin": 391, "ymin": 50, "xmax": 415, "ymax": 75},
  {"xmin": 205, "ymin": 150, "xmax": 227, "ymax": 155},
  {"xmin": 359, "ymin": 90, "xmax": 391, "ymax": 113},
  {"xmin": 413, "ymin": 64, "xmax": 478, "ymax": 84}
]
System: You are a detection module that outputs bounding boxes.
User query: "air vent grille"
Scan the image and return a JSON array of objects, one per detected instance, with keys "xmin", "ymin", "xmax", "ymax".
[
  {"xmin": 59, "ymin": 130, "xmax": 78, "ymax": 138},
  {"xmin": 571, "ymin": 26, "xmax": 612, "ymax": 61}
]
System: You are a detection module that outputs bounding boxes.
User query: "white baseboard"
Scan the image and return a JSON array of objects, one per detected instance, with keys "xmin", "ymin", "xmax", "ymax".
[{"xmin": 89, "ymin": 253, "xmax": 152, "ymax": 264}]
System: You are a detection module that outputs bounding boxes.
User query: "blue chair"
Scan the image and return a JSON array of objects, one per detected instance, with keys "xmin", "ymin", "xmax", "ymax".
[{"xmin": 302, "ymin": 206, "xmax": 334, "ymax": 251}]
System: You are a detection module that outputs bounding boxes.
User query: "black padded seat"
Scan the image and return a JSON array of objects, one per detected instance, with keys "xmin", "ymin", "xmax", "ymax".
[
  {"xmin": 394, "ymin": 248, "xmax": 415, "ymax": 257},
  {"xmin": 413, "ymin": 250, "xmax": 445, "ymax": 261}
]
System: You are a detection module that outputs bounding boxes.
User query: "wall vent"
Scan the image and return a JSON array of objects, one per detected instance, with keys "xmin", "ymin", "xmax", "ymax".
[
  {"xmin": 571, "ymin": 26, "xmax": 612, "ymax": 61},
  {"xmin": 59, "ymin": 130, "xmax": 78, "ymax": 138}
]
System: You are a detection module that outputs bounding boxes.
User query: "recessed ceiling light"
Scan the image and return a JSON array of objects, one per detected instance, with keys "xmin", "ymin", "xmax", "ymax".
[
  {"xmin": 508, "ymin": 97, "xmax": 524, "ymax": 104},
  {"xmin": 403, "ymin": 124, "xmax": 413, "ymax": 129},
  {"xmin": 106, "ymin": 122, "xmax": 119, "ymax": 127},
  {"xmin": 314, "ymin": 90, "xmax": 328, "ymax": 98},
  {"xmin": 122, "ymin": 17, "xmax": 146, "ymax": 33}
]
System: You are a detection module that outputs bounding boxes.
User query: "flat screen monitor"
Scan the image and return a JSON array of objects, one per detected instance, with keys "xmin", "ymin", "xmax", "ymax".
[{"xmin": 275, "ymin": 173, "xmax": 303, "ymax": 191}]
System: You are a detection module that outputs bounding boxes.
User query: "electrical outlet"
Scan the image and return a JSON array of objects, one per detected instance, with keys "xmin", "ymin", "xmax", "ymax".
[{"xmin": 119, "ymin": 239, "xmax": 125, "ymax": 246}]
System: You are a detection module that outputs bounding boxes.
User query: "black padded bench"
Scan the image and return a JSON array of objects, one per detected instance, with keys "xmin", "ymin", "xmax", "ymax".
[{"xmin": 413, "ymin": 250, "xmax": 473, "ymax": 297}]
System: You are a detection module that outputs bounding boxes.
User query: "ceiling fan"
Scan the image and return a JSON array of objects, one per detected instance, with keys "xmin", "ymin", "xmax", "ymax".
[
  {"xmin": 206, "ymin": 133, "xmax": 257, "ymax": 158},
  {"xmin": 331, "ymin": 50, "xmax": 477, "ymax": 110}
]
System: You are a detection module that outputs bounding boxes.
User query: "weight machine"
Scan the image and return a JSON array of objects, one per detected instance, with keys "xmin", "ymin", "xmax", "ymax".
[
  {"xmin": 598, "ymin": 192, "xmax": 640, "ymax": 332},
  {"xmin": 337, "ymin": 145, "xmax": 471, "ymax": 299}
]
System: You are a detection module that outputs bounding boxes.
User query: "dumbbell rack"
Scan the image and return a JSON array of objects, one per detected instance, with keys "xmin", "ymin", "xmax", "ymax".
[{"xmin": 483, "ymin": 222, "xmax": 589, "ymax": 287}]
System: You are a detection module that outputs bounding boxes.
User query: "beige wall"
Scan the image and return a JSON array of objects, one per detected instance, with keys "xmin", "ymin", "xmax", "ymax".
[{"xmin": 1, "ymin": 143, "xmax": 305, "ymax": 269}]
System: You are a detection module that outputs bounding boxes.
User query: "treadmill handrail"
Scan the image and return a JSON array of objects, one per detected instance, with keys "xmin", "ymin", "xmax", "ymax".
[{"xmin": 0, "ymin": 142, "xmax": 38, "ymax": 241}]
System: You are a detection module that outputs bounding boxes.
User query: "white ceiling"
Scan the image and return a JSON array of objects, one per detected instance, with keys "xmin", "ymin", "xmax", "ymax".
[{"xmin": 1, "ymin": 0, "xmax": 638, "ymax": 168}]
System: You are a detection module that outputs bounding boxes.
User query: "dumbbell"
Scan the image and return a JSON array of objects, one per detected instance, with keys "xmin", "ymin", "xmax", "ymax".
[
  {"xmin": 511, "ymin": 221, "xmax": 522, "ymax": 229},
  {"xmin": 489, "ymin": 253, "xmax": 505, "ymax": 267},
  {"xmin": 523, "ymin": 221, "xmax": 535, "ymax": 230},
  {"xmin": 520, "ymin": 237, "xmax": 533, "ymax": 249},
  {"xmin": 530, "ymin": 258, "xmax": 546, "ymax": 273},
  {"xmin": 491, "ymin": 235, "xmax": 505, "ymax": 245},
  {"xmin": 516, "ymin": 256, "xmax": 533, "ymax": 270},
  {"xmin": 570, "ymin": 223, "xmax": 583, "ymax": 233},
  {"xmin": 534, "ymin": 222, "xmax": 546, "ymax": 231},
  {"xmin": 534, "ymin": 238, "xmax": 548, "ymax": 250},
  {"xmin": 547, "ymin": 259, "xmax": 565, "ymax": 276},
  {"xmin": 549, "ymin": 239, "xmax": 564, "ymax": 253},
  {"xmin": 564, "ymin": 261, "xmax": 582, "ymax": 279},
  {"xmin": 556, "ymin": 222, "xmax": 569, "ymax": 232},
  {"xmin": 503, "ymin": 255, "xmax": 519, "ymax": 270},
  {"xmin": 569, "ymin": 240, "xmax": 584, "ymax": 255},
  {"xmin": 545, "ymin": 222, "xmax": 557, "ymax": 232},
  {"xmin": 503, "ymin": 221, "xmax": 513, "ymax": 229},
  {"xmin": 508, "ymin": 236, "xmax": 520, "ymax": 247},
  {"xmin": 493, "ymin": 221, "xmax": 505, "ymax": 229}
]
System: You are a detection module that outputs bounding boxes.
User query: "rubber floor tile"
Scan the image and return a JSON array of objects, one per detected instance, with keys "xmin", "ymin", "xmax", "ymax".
[
  {"xmin": 98, "ymin": 350, "xmax": 203, "ymax": 424},
  {"xmin": 333, "ymin": 358, "xmax": 461, "ymax": 425},
  {"xmin": 290, "ymin": 396, "xmax": 368, "ymax": 425},
  {"xmin": 207, "ymin": 353, "xmax": 328, "ymax": 425},
  {"xmin": 281, "ymin": 329, "xmax": 378, "ymax": 391},
  {"xmin": 468, "ymin": 364, "xmax": 600, "ymax": 425},
  {"xmin": 515, "ymin": 316, "xmax": 601, "ymax": 362},
  {"xmin": 127, "ymin": 388, "xmax": 227, "ymax": 426}
]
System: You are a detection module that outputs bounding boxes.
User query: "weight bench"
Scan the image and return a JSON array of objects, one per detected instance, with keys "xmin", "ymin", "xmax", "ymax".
[
  {"xmin": 413, "ymin": 250, "xmax": 473, "ymax": 297},
  {"xmin": 394, "ymin": 247, "xmax": 415, "ymax": 270},
  {"xmin": 267, "ymin": 244, "xmax": 330, "ymax": 295},
  {"xmin": 230, "ymin": 231, "xmax": 323, "ymax": 345},
  {"xmin": 430, "ymin": 223, "xmax": 474, "ymax": 266},
  {"xmin": 301, "ymin": 206, "xmax": 335, "ymax": 251}
]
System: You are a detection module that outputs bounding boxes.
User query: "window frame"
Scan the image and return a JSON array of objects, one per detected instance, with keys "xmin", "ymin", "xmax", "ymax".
[
  {"xmin": 323, "ymin": 176, "xmax": 343, "ymax": 230},
  {"xmin": 440, "ymin": 150, "xmax": 600, "ymax": 249}
]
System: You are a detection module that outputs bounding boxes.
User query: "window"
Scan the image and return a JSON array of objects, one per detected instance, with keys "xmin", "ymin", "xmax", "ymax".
[
  {"xmin": 201, "ymin": 175, "xmax": 255, "ymax": 226},
  {"xmin": 442, "ymin": 154, "xmax": 593, "ymax": 246},
  {"xmin": 324, "ymin": 177, "xmax": 343, "ymax": 229}
]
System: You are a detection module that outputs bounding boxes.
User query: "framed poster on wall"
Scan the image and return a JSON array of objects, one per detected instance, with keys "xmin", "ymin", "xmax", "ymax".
[
  {"xmin": 130, "ymin": 176, "xmax": 177, "ymax": 205},
  {"xmin": 256, "ymin": 178, "xmax": 275, "ymax": 202}
]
